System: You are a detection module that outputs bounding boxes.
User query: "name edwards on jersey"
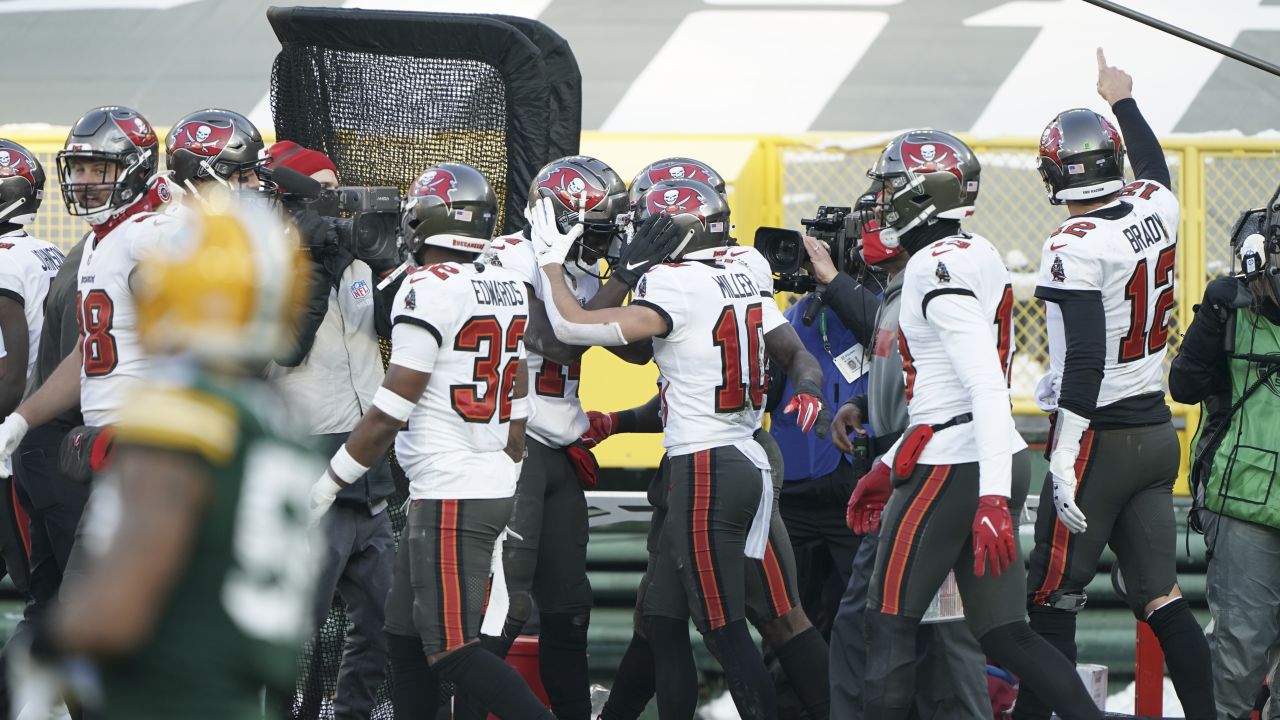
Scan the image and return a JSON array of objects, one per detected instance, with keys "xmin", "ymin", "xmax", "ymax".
[{"xmin": 470, "ymin": 276, "xmax": 525, "ymax": 307}]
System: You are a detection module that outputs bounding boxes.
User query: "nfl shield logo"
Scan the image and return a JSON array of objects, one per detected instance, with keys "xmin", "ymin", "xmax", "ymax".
[{"xmin": 350, "ymin": 280, "xmax": 371, "ymax": 299}]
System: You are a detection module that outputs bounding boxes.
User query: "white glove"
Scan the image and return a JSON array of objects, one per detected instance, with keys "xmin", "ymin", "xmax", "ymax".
[
  {"xmin": 526, "ymin": 197, "xmax": 583, "ymax": 268},
  {"xmin": 1048, "ymin": 408, "xmax": 1090, "ymax": 534},
  {"xmin": 0, "ymin": 413, "xmax": 30, "ymax": 479},
  {"xmin": 309, "ymin": 472, "xmax": 342, "ymax": 526}
]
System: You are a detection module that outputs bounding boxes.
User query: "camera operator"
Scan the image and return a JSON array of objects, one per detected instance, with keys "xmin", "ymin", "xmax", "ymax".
[
  {"xmin": 1171, "ymin": 224, "xmax": 1280, "ymax": 719},
  {"xmin": 823, "ymin": 207, "xmax": 990, "ymax": 720},
  {"xmin": 264, "ymin": 141, "xmax": 397, "ymax": 720},
  {"xmin": 762, "ymin": 208, "xmax": 881, "ymax": 642}
]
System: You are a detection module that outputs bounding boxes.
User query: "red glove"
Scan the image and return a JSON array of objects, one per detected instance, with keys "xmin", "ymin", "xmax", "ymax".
[
  {"xmin": 972, "ymin": 495, "xmax": 1016, "ymax": 577},
  {"xmin": 579, "ymin": 411, "xmax": 619, "ymax": 450},
  {"xmin": 565, "ymin": 442, "xmax": 600, "ymax": 490},
  {"xmin": 783, "ymin": 393, "xmax": 830, "ymax": 437},
  {"xmin": 847, "ymin": 460, "xmax": 892, "ymax": 534}
]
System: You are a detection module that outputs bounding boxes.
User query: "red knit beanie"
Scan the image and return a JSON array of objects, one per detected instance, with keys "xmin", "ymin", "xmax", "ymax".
[{"xmin": 266, "ymin": 140, "xmax": 338, "ymax": 178}]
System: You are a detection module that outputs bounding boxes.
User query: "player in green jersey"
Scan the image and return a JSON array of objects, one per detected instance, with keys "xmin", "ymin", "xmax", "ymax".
[{"xmin": 15, "ymin": 196, "xmax": 322, "ymax": 719}]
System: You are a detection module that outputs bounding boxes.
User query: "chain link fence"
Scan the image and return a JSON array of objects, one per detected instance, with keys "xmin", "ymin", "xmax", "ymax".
[
  {"xmin": 7, "ymin": 129, "xmax": 1279, "ymax": 414},
  {"xmin": 779, "ymin": 137, "xmax": 1194, "ymax": 408},
  {"xmin": 1200, "ymin": 149, "xmax": 1280, "ymax": 280}
]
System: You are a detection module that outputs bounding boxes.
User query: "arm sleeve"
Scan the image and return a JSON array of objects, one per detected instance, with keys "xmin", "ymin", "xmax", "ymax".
[
  {"xmin": 1169, "ymin": 279, "xmax": 1236, "ymax": 404},
  {"xmin": 630, "ymin": 266, "xmax": 688, "ymax": 340},
  {"xmin": 819, "ymin": 271, "xmax": 880, "ymax": 341},
  {"xmin": 928, "ymin": 291, "xmax": 1015, "ymax": 498},
  {"xmin": 1037, "ymin": 289, "xmax": 1106, "ymax": 416},
  {"xmin": 1112, "ymin": 98, "xmax": 1169, "ymax": 188},
  {"xmin": 389, "ymin": 321, "xmax": 440, "ymax": 374}
]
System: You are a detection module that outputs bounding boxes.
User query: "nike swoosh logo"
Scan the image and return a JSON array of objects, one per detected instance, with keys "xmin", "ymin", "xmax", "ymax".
[
  {"xmin": 1050, "ymin": 242, "xmax": 1069, "ymax": 251},
  {"xmin": 931, "ymin": 249, "xmax": 952, "ymax": 256},
  {"xmin": 981, "ymin": 517, "xmax": 997, "ymax": 535},
  {"xmin": 626, "ymin": 260, "xmax": 648, "ymax": 270}
]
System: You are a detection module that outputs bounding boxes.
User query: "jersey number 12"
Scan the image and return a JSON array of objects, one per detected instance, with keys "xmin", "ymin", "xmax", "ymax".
[{"xmin": 1119, "ymin": 245, "xmax": 1176, "ymax": 363}]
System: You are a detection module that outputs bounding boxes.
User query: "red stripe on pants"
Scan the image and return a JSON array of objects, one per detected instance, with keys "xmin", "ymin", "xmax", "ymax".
[
  {"xmin": 1033, "ymin": 430, "xmax": 1096, "ymax": 604},
  {"xmin": 880, "ymin": 465, "xmax": 950, "ymax": 616},
  {"xmin": 691, "ymin": 451, "xmax": 726, "ymax": 629},
  {"xmin": 439, "ymin": 500, "xmax": 463, "ymax": 650},
  {"xmin": 762, "ymin": 539, "xmax": 792, "ymax": 618}
]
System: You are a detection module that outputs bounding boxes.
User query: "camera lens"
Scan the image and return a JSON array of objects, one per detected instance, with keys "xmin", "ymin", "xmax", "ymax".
[{"xmin": 775, "ymin": 241, "xmax": 799, "ymax": 267}]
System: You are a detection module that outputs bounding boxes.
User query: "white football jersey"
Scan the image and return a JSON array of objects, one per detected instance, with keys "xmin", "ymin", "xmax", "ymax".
[
  {"xmin": 482, "ymin": 232, "xmax": 600, "ymax": 447},
  {"xmin": 896, "ymin": 233, "xmax": 1027, "ymax": 478},
  {"xmin": 390, "ymin": 260, "xmax": 528, "ymax": 499},
  {"xmin": 633, "ymin": 248, "xmax": 786, "ymax": 455},
  {"xmin": 77, "ymin": 210, "xmax": 180, "ymax": 426},
  {"xmin": 1035, "ymin": 180, "xmax": 1179, "ymax": 410},
  {"xmin": 0, "ymin": 230, "xmax": 63, "ymax": 380}
]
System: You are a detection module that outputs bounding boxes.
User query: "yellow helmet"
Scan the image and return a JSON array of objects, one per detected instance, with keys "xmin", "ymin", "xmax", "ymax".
[{"xmin": 135, "ymin": 193, "xmax": 309, "ymax": 361}]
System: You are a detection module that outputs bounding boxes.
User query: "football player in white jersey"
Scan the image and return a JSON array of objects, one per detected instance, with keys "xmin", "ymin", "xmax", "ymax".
[
  {"xmin": 1016, "ymin": 52, "xmax": 1214, "ymax": 720},
  {"xmin": 0, "ymin": 107, "xmax": 182, "ymax": 475},
  {"xmin": 534, "ymin": 179, "xmax": 830, "ymax": 720},
  {"xmin": 309, "ymin": 162, "xmax": 553, "ymax": 720},
  {"xmin": 470, "ymin": 155, "xmax": 680, "ymax": 720},
  {"xmin": 0, "ymin": 139, "xmax": 64, "ymax": 417},
  {"xmin": 854, "ymin": 130, "xmax": 1102, "ymax": 720}
]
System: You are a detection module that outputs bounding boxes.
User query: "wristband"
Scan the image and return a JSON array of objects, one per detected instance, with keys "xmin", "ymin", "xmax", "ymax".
[
  {"xmin": 329, "ymin": 445, "xmax": 370, "ymax": 485},
  {"xmin": 511, "ymin": 395, "xmax": 530, "ymax": 421},
  {"xmin": 373, "ymin": 387, "xmax": 416, "ymax": 422},
  {"xmin": 794, "ymin": 378, "xmax": 823, "ymax": 399}
]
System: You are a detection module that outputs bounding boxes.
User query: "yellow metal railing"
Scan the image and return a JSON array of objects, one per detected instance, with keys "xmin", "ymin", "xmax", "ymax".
[{"xmin": 6, "ymin": 128, "xmax": 1271, "ymax": 481}]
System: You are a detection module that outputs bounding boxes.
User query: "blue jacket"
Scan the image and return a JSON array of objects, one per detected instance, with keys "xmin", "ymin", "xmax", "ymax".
[{"xmin": 770, "ymin": 295, "xmax": 868, "ymax": 482}]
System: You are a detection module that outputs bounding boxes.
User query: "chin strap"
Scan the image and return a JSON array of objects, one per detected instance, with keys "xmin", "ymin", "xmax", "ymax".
[{"xmin": 89, "ymin": 174, "xmax": 179, "ymax": 239}]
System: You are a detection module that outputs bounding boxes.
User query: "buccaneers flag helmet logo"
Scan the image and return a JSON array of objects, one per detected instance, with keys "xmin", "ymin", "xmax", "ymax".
[
  {"xmin": 645, "ymin": 163, "xmax": 713, "ymax": 186},
  {"xmin": 113, "ymin": 115, "xmax": 157, "ymax": 148},
  {"xmin": 411, "ymin": 168, "xmax": 458, "ymax": 210},
  {"xmin": 1039, "ymin": 124, "xmax": 1064, "ymax": 167},
  {"xmin": 901, "ymin": 140, "xmax": 963, "ymax": 184},
  {"xmin": 0, "ymin": 147, "xmax": 37, "ymax": 186},
  {"xmin": 538, "ymin": 166, "xmax": 605, "ymax": 212},
  {"xmin": 647, "ymin": 186, "xmax": 707, "ymax": 221},
  {"xmin": 172, "ymin": 120, "xmax": 235, "ymax": 157}
]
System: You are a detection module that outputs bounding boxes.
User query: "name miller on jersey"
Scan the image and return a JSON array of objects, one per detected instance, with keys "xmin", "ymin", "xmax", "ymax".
[
  {"xmin": 470, "ymin": 278, "xmax": 526, "ymax": 307},
  {"xmin": 713, "ymin": 272, "xmax": 759, "ymax": 299}
]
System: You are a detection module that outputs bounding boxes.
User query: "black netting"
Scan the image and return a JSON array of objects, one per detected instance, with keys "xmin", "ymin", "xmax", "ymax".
[
  {"xmin": 267, "ymin": 6, "xmax": 553, "ymax": 235},
  {"xmin": 271, "ymin": 49, "xmax": 512, "ymax": 228},
  {"xmin": 267, "ymin": 9, "xmax": 574, "ymax": 716}
]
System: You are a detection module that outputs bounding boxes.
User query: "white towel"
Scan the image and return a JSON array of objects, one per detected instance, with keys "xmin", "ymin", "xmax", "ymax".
[{"xmin": 736, "ymin": 438, "xmax": 773, "ymax": 560}]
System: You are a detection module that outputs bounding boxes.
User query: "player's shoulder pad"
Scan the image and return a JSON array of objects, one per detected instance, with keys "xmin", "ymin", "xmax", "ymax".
[
  {"xmin": 718, "ymin": 246, "xmax": 774, "ymax": 292},
  {"xmin": 909, "ymin": 234, "xmax": 991, "ymax": 283},
  {"xmin": 114, "ymin": 384, "xmax": 240, "ymax": 465},
  {"xmin": 1044, "ymin": 215, "xmax": 1109, "ymax": 258},
  {"xmin": 480, "ymin": 232, "xmax": 537, "ymax": 282},
  {"xmin": 1119, "ymin": 178, "xmax": 1175, "ymax": 204},
  {"xmin": 394, "ymin": 262, "xmax": 466, "ymax": 314}
]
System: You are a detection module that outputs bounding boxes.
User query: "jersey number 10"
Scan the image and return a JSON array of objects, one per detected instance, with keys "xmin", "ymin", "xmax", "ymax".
[{"xmin": 712, "ymin": 303, "xmax": 767, "ymax": 413}]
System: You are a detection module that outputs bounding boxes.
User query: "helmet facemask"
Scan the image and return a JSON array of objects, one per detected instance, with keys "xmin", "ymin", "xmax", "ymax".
[{"xmin": 56, "ymin": 153, "xmax": 141, "ymax": 224}]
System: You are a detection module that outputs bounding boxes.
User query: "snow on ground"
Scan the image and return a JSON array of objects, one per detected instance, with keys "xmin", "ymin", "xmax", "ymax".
[
  {"xmin": 1104, "ymin": 678, "xmax": 1185, "ymax": 717},
  {"xmin": 697, "ymin": 677, "xmax": 1189, "ymax": 719}
]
